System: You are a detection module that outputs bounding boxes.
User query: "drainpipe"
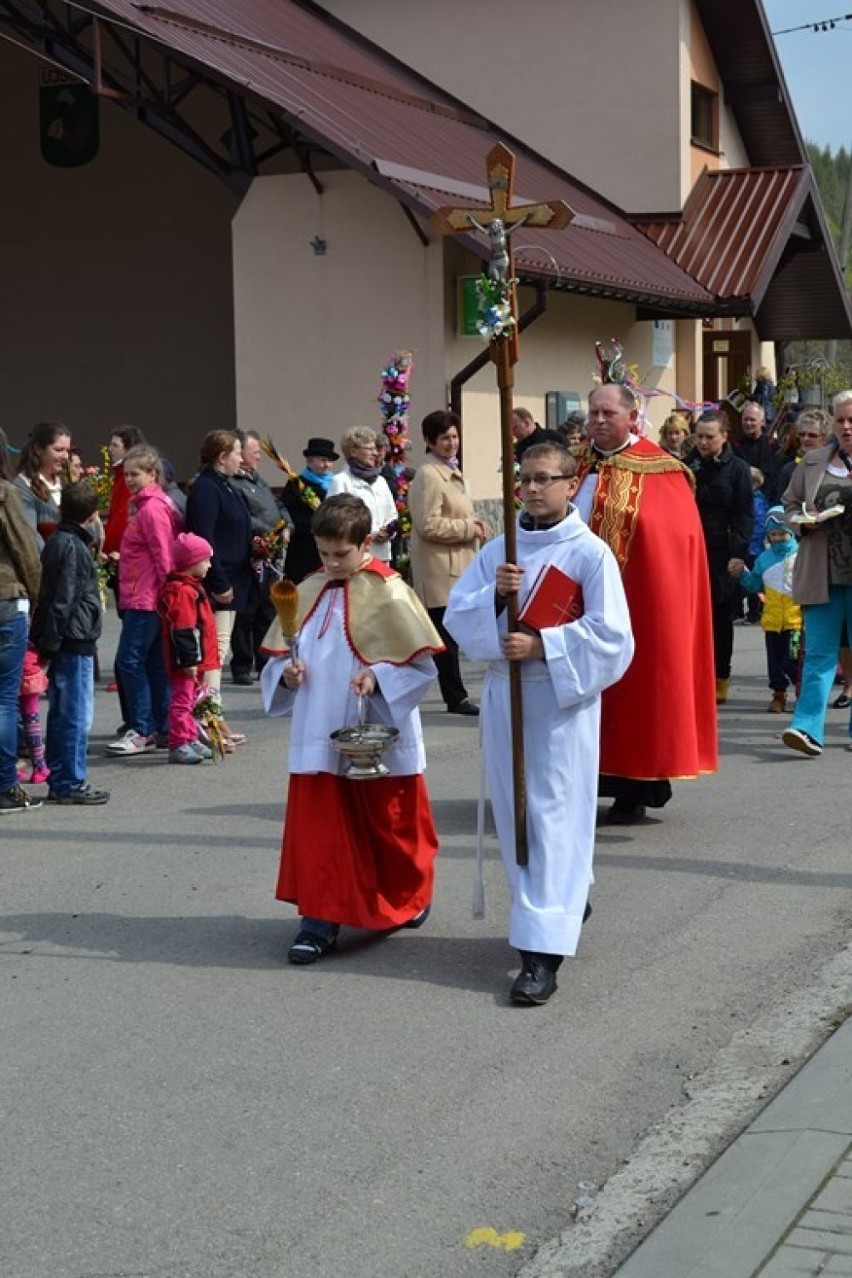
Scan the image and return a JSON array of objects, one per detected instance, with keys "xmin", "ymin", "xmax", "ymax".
[{"xmin": 449, "ymin": 281, "xmax": 550, "ymax": 422}]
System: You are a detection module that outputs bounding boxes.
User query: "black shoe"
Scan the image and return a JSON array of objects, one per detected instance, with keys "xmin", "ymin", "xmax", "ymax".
[
  {"xmin": 232, "ymin": 671, "xmax": 254, "ymax": 686},
  {"xmin": 605, "ymin": 800, "xmax": 647, "ymax": 825},
  {"xmin": 510, "ymin": 954, "xmax": 558, "ymax": 1005},
  {"xmin": 447, "ymin": 699, "xmax": 479, "ymax": 716},
  {"xmin": 583, "ymin": 900, "xmax": 592, "ymax": 924},
  {"xmin": 832, "ymin": 692, "xmax": 852, "ymax": 709},
  {"xmin": 288, "ymin": 928, "xmax": 338, "ymax": 965},
  {"xmin": 404, "ymin": 905, "xmax": 431, "ymax": 929},
  {"xmin": 782, "ymin": 727, "xmax": 823, "ymax": 757},
  {"xmin": 48, "ymin": 783, "xmax": 110, "ymax": 806},
  {"xmin": 0, "ymin": 784, "xmax": 43, "ymax": 814}
]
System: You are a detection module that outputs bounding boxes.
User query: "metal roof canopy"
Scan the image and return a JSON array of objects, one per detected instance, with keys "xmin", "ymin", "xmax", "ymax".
[
  {"xmin": 1, "ymin": 0, "xmax": 848, "ymax": 337},
  {"xmin": 638, "ymin": 167, "xmax": 852, "ymax": 341},
  {"xmin": 0, "ymin": 0, "xmax": 714, "ymax": 314}
]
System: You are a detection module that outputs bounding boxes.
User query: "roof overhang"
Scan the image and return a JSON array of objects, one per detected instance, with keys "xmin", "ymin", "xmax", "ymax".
[
  {"xmin": 693, "ymin": 0, "xmax": 807, "ymax": 167},
  {"xmin": 637, "ymin": 167, "xmax": 852, "ymax": 341},
  {"xmin": 0, "ymin": 0, "xmax": 715, "ymax": 316}
]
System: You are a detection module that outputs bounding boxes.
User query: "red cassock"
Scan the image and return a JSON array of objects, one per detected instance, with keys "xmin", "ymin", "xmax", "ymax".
[
  {"xmin": 277, "ymin": 773, "xmax": 437, "ymax": 928},
  {"xmin": 581, "ymin": 438, "xmax": 717, "ymax": 781}
]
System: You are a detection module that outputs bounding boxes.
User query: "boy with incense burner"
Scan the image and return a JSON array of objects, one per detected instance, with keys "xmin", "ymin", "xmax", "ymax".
[{"xmin": 260, "ymin": 495, "xmax": 444, "ymax": 964}]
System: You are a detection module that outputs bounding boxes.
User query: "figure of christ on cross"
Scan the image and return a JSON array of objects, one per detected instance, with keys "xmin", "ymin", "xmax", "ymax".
[{"xmin": 430, "ymin": 144, "xmax": 573, "ymax": 864}]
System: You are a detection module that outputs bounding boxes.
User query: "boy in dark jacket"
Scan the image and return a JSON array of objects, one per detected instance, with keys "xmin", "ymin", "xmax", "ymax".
[{"xmin": 30, "ymin": 482, "xmax": 109, "ymax": 805}]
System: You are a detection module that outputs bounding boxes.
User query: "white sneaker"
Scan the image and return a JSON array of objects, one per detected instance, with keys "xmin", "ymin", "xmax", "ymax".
[
  {"xmin": 189, "ymin": 740, "xmax": 213, "ymax": 760},
  {"xmin": 105, "ymin": 729, "xmax": 155, "ymax": 756}
]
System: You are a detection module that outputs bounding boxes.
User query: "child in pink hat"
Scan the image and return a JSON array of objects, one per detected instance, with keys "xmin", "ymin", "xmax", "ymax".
[{"xmin": 158, "ymin": 533, "xmax": 219, "ymax": 764}]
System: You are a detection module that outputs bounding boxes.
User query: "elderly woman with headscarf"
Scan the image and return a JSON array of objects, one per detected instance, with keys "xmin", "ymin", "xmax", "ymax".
[
  {"xmin": 326, "ymin": 427, "xmax": 397, "ymax": 563},
  {"xmin": 281, "ymin": 436, "xmax": 338, "ymax": 584}
]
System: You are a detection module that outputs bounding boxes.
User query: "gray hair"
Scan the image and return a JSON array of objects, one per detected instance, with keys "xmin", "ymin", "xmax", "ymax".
[
  {"xmin": 832, "ymin": 390, "xmax": 852, "ymax": 413},
  {"xmin": 340, "ymin": 427, "xmax": 379, "ymax": 459},
  {"xmin": 797, "ymin": 408, "xmax": 831, "ymax": 436}
]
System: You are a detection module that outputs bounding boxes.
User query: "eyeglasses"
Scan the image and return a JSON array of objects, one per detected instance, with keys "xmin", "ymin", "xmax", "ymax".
[{"xmin": 518, "ymin": 473, "xmax": 571, "ymax": 489}]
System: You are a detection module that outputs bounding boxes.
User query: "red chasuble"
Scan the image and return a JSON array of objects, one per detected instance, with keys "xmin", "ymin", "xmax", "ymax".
[{"xmin": 579, "ymin": 437, "xmax": 717, "ymax": 781}]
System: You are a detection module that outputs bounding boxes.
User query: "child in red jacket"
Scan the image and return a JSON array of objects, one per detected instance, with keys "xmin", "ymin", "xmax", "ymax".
[{"xmin": 158, "ymin": 533, "xmax": 218, "ymax": 764}]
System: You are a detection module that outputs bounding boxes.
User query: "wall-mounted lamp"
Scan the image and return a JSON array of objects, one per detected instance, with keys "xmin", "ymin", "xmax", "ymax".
[{"xmin": 310, "ymin": 236, "xmax": 327, "ymax": 256}]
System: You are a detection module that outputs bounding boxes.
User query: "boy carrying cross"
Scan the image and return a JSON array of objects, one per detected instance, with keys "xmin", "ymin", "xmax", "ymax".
[{"xmin": 444, "ymin": 443, "xmax": 634, "ymax": 1005}]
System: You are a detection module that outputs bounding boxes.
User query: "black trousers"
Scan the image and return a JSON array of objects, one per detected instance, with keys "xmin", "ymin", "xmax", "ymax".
[
  {"xmin": 231, "ymin": 591, "xmax": 276, "ymax": 677},
  {"xmin": 427, "ymin": 605, "xmax": 469, "ymax": 709},
  {"xmin": 712, "ymin": 601, "xmax": 734, "ymax": 680},
  {"xmin": 765, "ymin": 630, "xmax": 798, "ymax": 692}
]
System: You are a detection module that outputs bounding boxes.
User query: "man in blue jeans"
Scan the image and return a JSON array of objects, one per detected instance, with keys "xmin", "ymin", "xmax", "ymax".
[
  {"xmin": 30, "ymin": 482, "xmax": 110, "ymax": 805},
  {"xmin": 0, "ymin": 451, "xmax": 43, "ymax": 814}
]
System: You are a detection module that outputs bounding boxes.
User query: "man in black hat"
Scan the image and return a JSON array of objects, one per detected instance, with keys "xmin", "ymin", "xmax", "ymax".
[{"xmin": 280, "ymin": 437, "xmax": 339, "ymax": 583}]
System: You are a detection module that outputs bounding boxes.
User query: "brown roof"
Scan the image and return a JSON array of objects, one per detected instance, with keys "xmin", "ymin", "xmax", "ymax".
[
  {"xmin": 638, "ymin": 167, "xmax": 852, "ymax": 340},
  {"xmin": 82, "ymin": 0, "xmax": 714, "ymax": 312},
  {"xmin": 20, "ymin": 0, "xmax": 849, "ymax": 336}
]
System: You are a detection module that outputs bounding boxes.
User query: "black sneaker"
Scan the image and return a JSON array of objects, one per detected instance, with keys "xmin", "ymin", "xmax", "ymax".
[
  {"xmin": 0, "ymin": 784, "xmax": 43, "ymax": 814},
  {"xmin": 782, "ymin": 728, "xmax": 823, "ymax": 757}
]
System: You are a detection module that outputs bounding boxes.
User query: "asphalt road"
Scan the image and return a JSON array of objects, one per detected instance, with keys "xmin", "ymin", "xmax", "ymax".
[{"xmin": 3, "ymin": 616, "xmax": 852, "ymax": 1278}]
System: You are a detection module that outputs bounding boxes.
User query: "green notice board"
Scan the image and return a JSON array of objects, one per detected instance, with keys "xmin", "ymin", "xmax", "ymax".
[{"xmin": 457, "ymin": 276, "xmax": 481, "ymax": 338}]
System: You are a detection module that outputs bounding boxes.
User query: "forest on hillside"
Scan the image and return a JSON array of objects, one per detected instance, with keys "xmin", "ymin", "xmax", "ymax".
[{"xmin": 807, "ymin": 142, "xmax": 852, "ymax": 261}]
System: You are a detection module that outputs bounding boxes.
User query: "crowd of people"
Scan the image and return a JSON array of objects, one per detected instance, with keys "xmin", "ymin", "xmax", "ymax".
[{"xmin": 3, "ymin": 380, "xmax": 852, "ymax": 1005}]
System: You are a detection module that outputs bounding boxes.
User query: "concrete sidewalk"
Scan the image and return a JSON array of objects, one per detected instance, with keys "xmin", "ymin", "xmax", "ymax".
[{"xmin": 612, "ymin": 1015, "xmax": 852, "ymax": 1278}]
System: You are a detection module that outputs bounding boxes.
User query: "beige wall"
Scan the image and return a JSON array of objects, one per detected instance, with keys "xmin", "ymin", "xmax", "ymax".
[
  {"xmin": 0, "ymin": 40, "xmax": 238, "ymax": 480},
  {"xmin": 320, "ymin": 0, "xmax": 684, "ymax": 213},
  {"xmin": 232, "ymin": 170, "xmax": 447, "ymax": 478},
  {"xmin": 445, "ymin": 283, "xmax": 681, "ymax": 500}
]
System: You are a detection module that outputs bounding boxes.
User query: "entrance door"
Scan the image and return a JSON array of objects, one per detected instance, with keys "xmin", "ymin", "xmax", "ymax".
[{"xmin": 702, "ymin": 330, "xmax": 752, "ymax": 402}]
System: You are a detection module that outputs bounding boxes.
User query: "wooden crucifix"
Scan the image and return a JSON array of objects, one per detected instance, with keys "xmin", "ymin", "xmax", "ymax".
[{"xmin": 431, "ymin": 143, "xmax": 573, "ymax": 865}]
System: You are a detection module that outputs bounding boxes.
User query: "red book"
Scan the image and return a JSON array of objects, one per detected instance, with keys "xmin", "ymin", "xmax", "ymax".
[{"xmin": 517, "ymin": 564, "xmax": 584, "ymax": 632}]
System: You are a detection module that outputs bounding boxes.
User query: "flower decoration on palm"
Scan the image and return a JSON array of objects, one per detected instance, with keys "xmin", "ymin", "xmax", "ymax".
[
  {"xmin": 251, "ymin": 518, "xmax": 290, "ymax": 580},
  {"xmin": 475, "ymin": 274, "xmax": 516, "ymax": 341},
  {"xmin": 379, "ymin": 351, "xmax": 414, "ymax": 565}
]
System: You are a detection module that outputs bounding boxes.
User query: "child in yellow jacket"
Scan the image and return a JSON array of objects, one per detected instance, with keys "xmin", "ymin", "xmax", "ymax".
[{"xmin": 729, "ymin": 506, "xmax": 801, "ymax": 713}]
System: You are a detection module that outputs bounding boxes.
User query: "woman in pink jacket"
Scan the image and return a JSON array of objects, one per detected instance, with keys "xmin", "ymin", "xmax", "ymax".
[{"xmin": 107, "ymin": 445, "xmax": 182, "ymax": 756}]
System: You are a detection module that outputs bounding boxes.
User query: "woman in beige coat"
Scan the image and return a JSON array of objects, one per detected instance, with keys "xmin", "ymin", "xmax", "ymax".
[{"xmin": 409, "ymin": 410, "xmax": 490, "ymax": 714}]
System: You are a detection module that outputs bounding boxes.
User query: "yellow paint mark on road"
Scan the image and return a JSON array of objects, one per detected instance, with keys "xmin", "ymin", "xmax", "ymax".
[{"xmin": 463, "ymin": 1226, "xmax": 526, "ymax": 1252}]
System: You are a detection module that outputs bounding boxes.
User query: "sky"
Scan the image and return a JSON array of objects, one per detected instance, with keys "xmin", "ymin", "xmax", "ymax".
[{"xmin": 763, "ymin": 1, "xmax": 852, "ymax": 152}]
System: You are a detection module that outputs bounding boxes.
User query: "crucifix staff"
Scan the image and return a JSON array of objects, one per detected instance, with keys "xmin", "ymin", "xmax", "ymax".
[{"xmin": 431, "ymin": 144, "xmax": 573, "ymax": 865}]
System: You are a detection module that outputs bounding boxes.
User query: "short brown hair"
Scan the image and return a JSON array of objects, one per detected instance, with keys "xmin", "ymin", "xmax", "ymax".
[
  {"xmin": 60, "ymin": 480, "xmax": 99, "ymax": 523},
  {"xmin": 520, "ymin": 442, "xmax": 576, "ymax": 476},
  {"xmin": 421, "ymin": 409, "xmax": 461, "ymax": 445},
  {"xmin": 312, "ymin": 494, "xmax": 372, "ymax": 546}
]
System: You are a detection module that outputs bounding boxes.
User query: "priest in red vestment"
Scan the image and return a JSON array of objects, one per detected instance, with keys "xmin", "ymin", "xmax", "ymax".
[{"xmin": 574, "ymin": 383, "xmax": 717, "ymax": 822}]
